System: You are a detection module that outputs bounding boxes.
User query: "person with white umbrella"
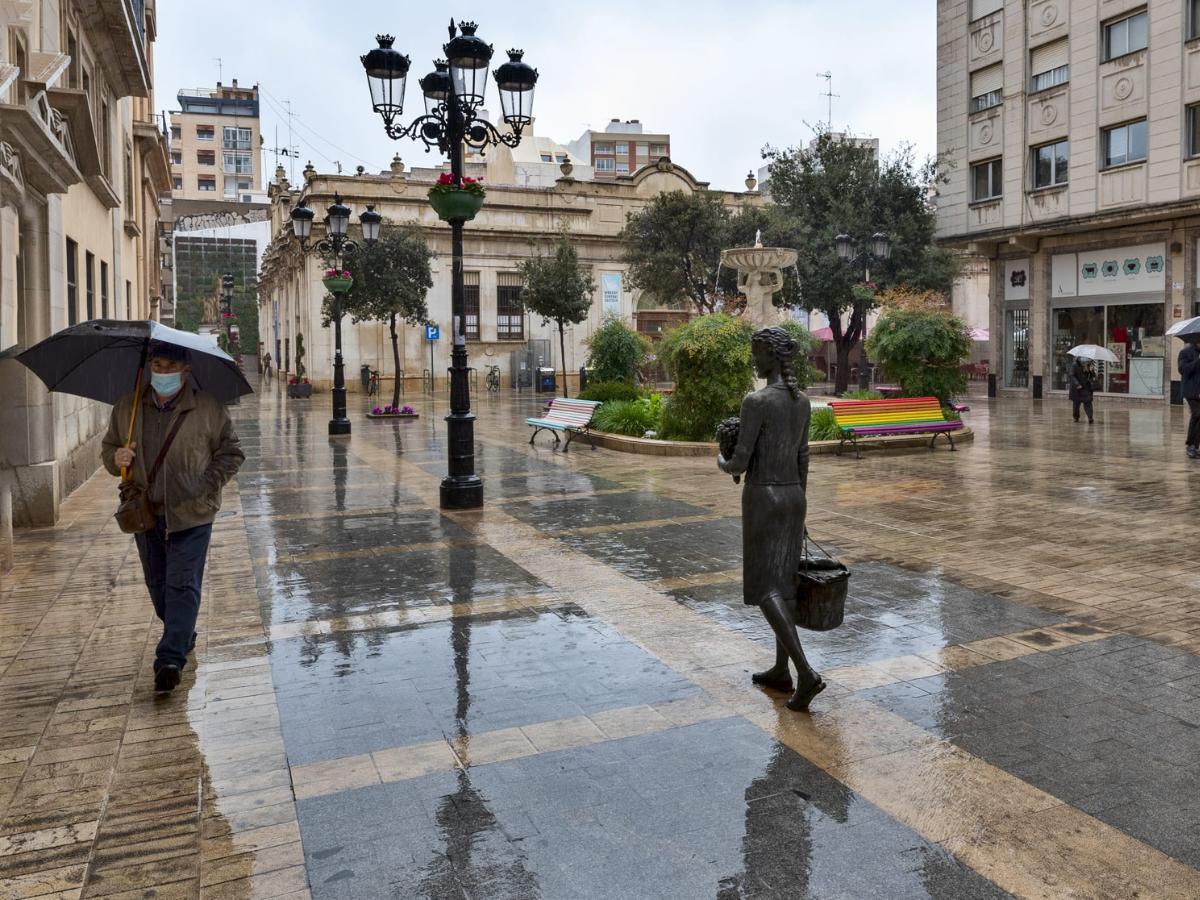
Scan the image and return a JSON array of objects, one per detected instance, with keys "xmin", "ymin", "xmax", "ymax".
[
  {"xmin": 1169, "ymin": 317, "xmax": 1200, "ymax": 458},
  {"xmin": 1067, "ymin": 344, "xmax": 1114, "ymax": 424}
]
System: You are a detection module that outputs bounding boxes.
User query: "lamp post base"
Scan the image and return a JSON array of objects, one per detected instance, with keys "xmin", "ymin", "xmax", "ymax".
[
  {"xmin": 440, "ymin": 476, "xmax": 483, "ymax": 510},
  {"xmin": 329, "ymin": 418, "xmax": 352, "ymax": 437}
]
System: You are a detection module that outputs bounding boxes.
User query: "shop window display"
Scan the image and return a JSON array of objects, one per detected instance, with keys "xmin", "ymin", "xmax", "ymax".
[{"xmin": 1051, "ymin": 303, "xmax": 1163, "ymax": 395}]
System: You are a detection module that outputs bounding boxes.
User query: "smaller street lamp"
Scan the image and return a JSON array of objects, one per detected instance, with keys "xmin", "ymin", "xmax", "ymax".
[
  {"xmin": 361, "ymin": 35, "xmax": 410, "ymax": 126},
  {"xmin": 493, "ymin": 50, "xmax": 538, "ymax": 126},
  {"xmin": 288, "ymin": 193, "xmax": 382, "ymax": 437},
  {"xmin": 834, "ymin": 230, "xmax": 892, "ymax": 391}
]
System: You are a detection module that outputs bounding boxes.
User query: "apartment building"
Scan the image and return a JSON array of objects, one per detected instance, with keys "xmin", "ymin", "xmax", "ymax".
[
  {"xmin": 567, "ymin": 119, "xmax": 671, "ymax": 178},
  {"xmin": 937, "ymin": 0, "xmax": 1200, "ymax": 404},
  {"xmin": 0, "ymin": 0, "xmax": 170, "ymax": 569},
  {"xmin": 169, "ymin": 80, "xmax": 262, "ymax": 202}
]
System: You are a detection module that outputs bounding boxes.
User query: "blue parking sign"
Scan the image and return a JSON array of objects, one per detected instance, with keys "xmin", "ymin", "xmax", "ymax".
[{"xmin": 425, "ymin": 324, "xmax": 440, "ymax": 341}]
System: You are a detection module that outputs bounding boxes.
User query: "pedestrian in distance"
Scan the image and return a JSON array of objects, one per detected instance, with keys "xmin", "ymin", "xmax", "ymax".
[
  {"xmin": 1181, "ymin": 336, "xmax": 1200, "ymax": 459},
  {"xmin": 1069, "ymin": 357, "xmax": 1096, "ymax": 424},
  {"xmin": 101, "ymin": 342, "xmax": 245, "ymax": 693},
  {"xmin": 262, "ymin": 351, "xmax": 272, "ymax": 382}
]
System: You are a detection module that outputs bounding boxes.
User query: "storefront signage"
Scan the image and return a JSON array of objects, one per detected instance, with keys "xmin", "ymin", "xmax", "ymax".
[
  {"xmin": 1004, "ymin": 259, "xmax": 1030, "ymax": 301},
  {"xmin": 1055, "ymin": 244, "xmax": 1165, "ymax": 298}
]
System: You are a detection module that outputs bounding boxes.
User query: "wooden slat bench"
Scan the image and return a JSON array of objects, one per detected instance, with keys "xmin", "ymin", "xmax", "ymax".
[
  {"xmin": 527, "ymin": 398, "xmax": 601, "ymax": 452},
  {"xmin": 830, "ymin": 396, "xmax": 960, "ymax": 459}
]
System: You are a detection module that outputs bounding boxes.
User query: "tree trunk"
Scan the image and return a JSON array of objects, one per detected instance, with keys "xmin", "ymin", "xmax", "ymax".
[
  {"xmin": 389, "ymin": 313, "xmax": 402, "ymax": 409},
  {"xmin": 834, "ymin": 339, "xmax": 852, "ymax": 394},
  {"xmin": 557, "ymin": 320, "xmax": 570, "ymax": 398}
]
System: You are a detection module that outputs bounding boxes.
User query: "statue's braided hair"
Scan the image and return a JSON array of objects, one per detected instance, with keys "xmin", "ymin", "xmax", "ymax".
[{"xmin": 752, "ymin": 326, "xmax": 801, "ymax": 400}]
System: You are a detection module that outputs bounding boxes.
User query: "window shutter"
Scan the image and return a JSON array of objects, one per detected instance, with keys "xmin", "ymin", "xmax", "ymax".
[
  {"xmin": 970, "ymin": 64, "xmax": 1003, "ymax": 97},
  {"xmin": 971, "ymin": 0, "xmax": 1003, "ymax": 20},
  {"xmin": 1031, "ymin": 39, "xmax": 1069, "ymax": 76},
  {"xmin": 497, "ymin": 272, "xmax": 523, "ymax": 288}
]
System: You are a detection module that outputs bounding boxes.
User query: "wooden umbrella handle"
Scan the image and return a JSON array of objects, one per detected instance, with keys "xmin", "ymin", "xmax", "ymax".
[{"xmin": 120, "ymin": 370, "xmax": 144, "ymax": 483}]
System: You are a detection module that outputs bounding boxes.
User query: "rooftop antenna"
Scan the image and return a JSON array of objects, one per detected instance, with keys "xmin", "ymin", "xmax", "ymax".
[
  {"xmin": 213, "ymin": 57, "xmax": 223, "ymax": 84},
  {"xmin": 816, "ymin": 71, "xmax": 838, "ymax": 132},
  {"xmin": 333, "ymin": 160, "xmax": 343, "ymax": 174},
  {"xmin": 265, "ymin": 125, "xmax": 300, "ymax": 174}
]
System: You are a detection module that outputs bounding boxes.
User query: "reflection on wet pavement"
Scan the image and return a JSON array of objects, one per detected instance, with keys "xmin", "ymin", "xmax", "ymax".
[{"xmin": 8, "ymin": 383, "xmax": 1200, "ymax": 898}]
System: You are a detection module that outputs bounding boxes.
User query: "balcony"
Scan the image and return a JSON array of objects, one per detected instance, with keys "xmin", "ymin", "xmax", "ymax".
[{"xmin": 76, "ymin": 0, "xmax": 150, "ymax": 99}]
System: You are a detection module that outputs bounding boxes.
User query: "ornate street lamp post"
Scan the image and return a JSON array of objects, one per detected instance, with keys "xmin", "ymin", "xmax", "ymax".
[
  {"xmin": 834, "ymin": 230, "xmax": 891, "ymax": 392},
  {"xmin": 361, "ymin": 21, "xmax": 538, "ymax": 510},
  {"xmin": 290, "ymin": 195, "xmax": 382, "ymax": 436}
]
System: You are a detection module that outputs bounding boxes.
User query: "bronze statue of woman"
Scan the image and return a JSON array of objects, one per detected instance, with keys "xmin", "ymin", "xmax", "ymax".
[{"xmin": 718, "ymin": 326, "xmax": 825, "ymax": 711}]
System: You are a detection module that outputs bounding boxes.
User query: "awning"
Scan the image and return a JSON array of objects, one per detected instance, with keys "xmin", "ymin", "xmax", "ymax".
[{"xmin": 812, "ymin": 326, "xmax": 835, "ymax": 341}]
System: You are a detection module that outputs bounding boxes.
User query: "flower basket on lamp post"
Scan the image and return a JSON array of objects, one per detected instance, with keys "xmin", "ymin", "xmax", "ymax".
[
  {"xmin": 428, "ymin": 173, "xmax": 485, "ymax": 222},
  {"xmin": 323, "ymin": 269, "xmax": 354, "ymax": 294}
]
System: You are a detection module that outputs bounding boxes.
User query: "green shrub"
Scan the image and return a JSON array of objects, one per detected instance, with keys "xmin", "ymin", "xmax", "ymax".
[
  {"xmin": 578, "ymin": 381, "xmax": 641, "ymax": 403},
  {"xmin": 658, "ymin": 314, "xmax": 754, "ymax": 441},
  {"xmin": 865, "ymin": 308, "xmax": 971, "ymax": 403},
  {"xmin": 592, "ymin": 396, "xmax": 662, "ymax": 437},
  {"xmin": 586, "ymin": 315, "xmax": 650, "ymax": 384},
  {"xmin": 777, "ymin": 320, "xmax": 822, "ymax": 390},
  {"xmin": 809, "ymin": 407, "xmax": 841, "ymax": 441},
  {"xmin": 841, "ymin": 389, "xmax": 884, "ymax": 400}
]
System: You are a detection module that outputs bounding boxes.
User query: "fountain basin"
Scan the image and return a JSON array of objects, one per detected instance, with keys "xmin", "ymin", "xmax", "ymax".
[{"xmin": 719, "ymin": 246, "xmax": 798, "ymax": 271}]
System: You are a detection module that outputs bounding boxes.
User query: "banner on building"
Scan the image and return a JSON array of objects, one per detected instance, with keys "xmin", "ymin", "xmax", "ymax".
[{"xmin": 602, "ymin": 273, "xmax": 621, "ymax": 316}]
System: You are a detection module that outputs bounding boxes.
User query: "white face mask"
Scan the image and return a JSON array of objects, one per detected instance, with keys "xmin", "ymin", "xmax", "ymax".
[{"xmin": 151, "ymin": 371, "xmax": 184, "ymax": 396}]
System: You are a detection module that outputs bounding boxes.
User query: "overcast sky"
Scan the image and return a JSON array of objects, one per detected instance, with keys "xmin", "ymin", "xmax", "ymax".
[{"xmin": 156, "ymin": 0, "xmax": 936, "ymax": 193}]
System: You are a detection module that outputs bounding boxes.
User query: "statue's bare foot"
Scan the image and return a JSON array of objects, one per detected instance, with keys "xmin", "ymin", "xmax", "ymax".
[
  {"xmin": 786, "ymin": 674, "xmax": 826, "ymax": 712},
  {"xmin": 752, "ymin": 667, "xmax": 793, "ymax": 692}
]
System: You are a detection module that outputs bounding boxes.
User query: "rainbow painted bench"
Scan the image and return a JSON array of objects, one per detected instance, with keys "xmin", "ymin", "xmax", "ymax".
[
  {"xmin": 830, "ymin": 396, "xmax": 960, "ymax": 459},
  {"xmin": 527, "ymin": 397, "xmax": 601, "ymax": 452}
]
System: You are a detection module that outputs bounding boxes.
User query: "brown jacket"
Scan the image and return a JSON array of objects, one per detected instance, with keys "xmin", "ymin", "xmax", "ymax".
[{"xmin": 102, "ymin": 381, "xmax": 244, "ymax": 532}]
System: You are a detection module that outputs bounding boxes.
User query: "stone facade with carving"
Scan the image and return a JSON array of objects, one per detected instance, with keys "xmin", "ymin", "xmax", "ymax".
[
  {"xmin": 258, "ymin": 159, "xmax": 761, "ymax": 395},
  {"xmin": 936, "ymin": 0, "xmax": 1200, "ymax": 406},
  {"xmin": 0, "ymin": 0, "xmax": 170, "ymax": 570}
]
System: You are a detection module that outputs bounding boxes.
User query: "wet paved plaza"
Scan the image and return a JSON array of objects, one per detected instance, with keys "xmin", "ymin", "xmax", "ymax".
[{"xmin": 4, "ymin": 380, "xmax": 1200, "ymax": 899}]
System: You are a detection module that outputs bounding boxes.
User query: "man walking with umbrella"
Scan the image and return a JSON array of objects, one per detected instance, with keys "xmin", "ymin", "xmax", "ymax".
[
  {"xmin": 101, "ymin": 341, "xmax": 244, "ymax": 692},
  {"xmin": 1180, "ymin": 335, "xmax": 1200, "ymax": 459}
]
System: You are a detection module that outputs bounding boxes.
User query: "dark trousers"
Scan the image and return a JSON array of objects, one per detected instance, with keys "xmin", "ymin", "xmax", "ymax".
[
  {"xmin": 1072, "ymin": 399, "xmax": 1094, "ymax": 422},
  {"xmin": 1187, "ymin": 397, "xmax": 1200, "ymax": 448},
  {"xmin": 135, "ymin": 517, "xmax": 212, "ymax": 671}
]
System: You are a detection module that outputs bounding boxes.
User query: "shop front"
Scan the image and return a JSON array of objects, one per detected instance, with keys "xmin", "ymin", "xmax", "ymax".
[{"xmin": 1048, "ymin": 243, "xmax": 1167, "ymax": 399}]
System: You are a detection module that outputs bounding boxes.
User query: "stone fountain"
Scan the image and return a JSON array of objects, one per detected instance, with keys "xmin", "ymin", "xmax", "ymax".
[{"xmin": 720, "ymin": 231, "xmax": 798, "ymax": 325}]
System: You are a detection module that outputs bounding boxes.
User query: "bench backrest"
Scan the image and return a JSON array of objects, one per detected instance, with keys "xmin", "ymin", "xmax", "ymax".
[
  {"xmin": 544, "ymin": 397, "xmax": 602, "ymax": 427},
  {"xmin": 829, "ymin": 396, "xmax": 947, "ymax": 429}
]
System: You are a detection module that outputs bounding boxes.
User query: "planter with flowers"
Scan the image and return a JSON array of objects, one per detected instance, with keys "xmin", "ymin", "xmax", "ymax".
[
  {"xmin": 323, "ymin": 268, "xmax": 353, "ymax": 294},
  {"xmin": 287, "ymin": 377, "xmax": 313, "ymax": 399},
  {"xmin": 428, "ymin": 173, "xmax": 485, "ymax": 222},
  {"xmin": 366, "ymin": 403, "xmax": 418, "ymax": 420}
]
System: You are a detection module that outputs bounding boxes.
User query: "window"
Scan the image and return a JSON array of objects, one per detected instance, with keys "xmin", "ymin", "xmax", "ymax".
[
  {"xmin": 463, "ymin": 272, "xmax": 480, "ymax": 340},
  {"xmin": 1102, "ymin": 120, "xmax": 1147, "ymax": 167},
  {"xmin": 197, "ymin": 175, "xmax": 216, "ymax": 191},
  {"xmin": 170, "ymin": 125, "xmax": 181, "ymax": 141},
  {"xmin": 170, "ymin": 150, "xmax": 182, "ymax": 165},
  {"xmin": 650, "ymin": 143, "xmax": 668, "ymax": 156},
  {"xmin": 615, "ymin": 142, "xmax": 628, "ymax": 155},
  {"xmin": 223, "ymin": 151, "xmax": 253, "ymax": 174},
  {"xmin": 66, "ymin": 33, "xmax": 79, "ymax": 88},
  {"xmin": 126, "ymin": 281, "xmax": 131, "ymax": 318},
  {"xmin": 636, "ymin": 142, "xmax": 649, "ymax": 160},
  {"xmin": 66, "ymin": 238, "xmax": 78, "ymax": 326},
  {"xmin": 497, "ymin": 273, "xmax": 523, "ymax": 339},
  {"xmin": 1103, "ymin": 10, "xmax": 1148, "ymax": 61},
  {"xmin": 1189, "ymin": 105, "xmax": 1200, "ymax": 158},
  {"xmin": 970, "ymin": 0, "xmax": 1002, "ymax": 20},
  {"xmin": 969, "ymin": 64, "xmax": 1003, "ymax": 113},
  {"xmin": 540, "ymin": 153, "xmax": 552, "ymax": 162},
  {"xmin": 1005, "ymin": 308, "xmax": 1030, "ymax": 388},
  {"xmin": 99, "ymin": 100, "xmax": 111, "ymax": 174},
  {"xmin": 222, "ymin": 126, "xmax": 251, "ymax": 150},
  {"xmin": 237, "ymin": 179, "xmax": 251, "ymax": 190},
  {"xmin": 1193, "ymin": 0, "xmax": 1200, "ymax": 39},
  {"xmin": 616, "ymin": 162, "xmax": 630, "ymax": 173},
  {"xmin": 124, "ymin": 151, "xmax": 134, "ymax": 210},
  {"xmin": 971, "ymin": 158, "xmax": 1002, "ymax": 201},
  {"xmin": 100, "ymin": 261, "xmax": 109, "ymax": 318},
  {"xmin": 1030, "ymin": 39, "xmax": 1069, "ymax": 92},
  {"xmin": 196, "ymin": 125, "xmax": 215, "ymax": 141},
  {"xmin": 594, "ymin": 143, "xmax": 613, "ymax": 154},
  {"xmin": 197, "ymin": 150, "xmax": 215, "ymax": 165},
  {"xmin": 595, "ymin": 157, "xmax": 615, "ymax": 172},
  {"xmin": 1032, "ymin": 140, "xmax": 1069, "ymax": 188},
  {"xmin": 85, "ymin": 252, "xmax": 95, "ymax": 320},
  {"xmin": 172, "ymin": 176, "xmax": 183, "ymax": 190}
]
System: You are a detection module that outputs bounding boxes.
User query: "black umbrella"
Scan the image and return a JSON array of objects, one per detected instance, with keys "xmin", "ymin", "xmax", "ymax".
[{"xmin": 2, "ymin": 319, "xmax": 253, "ymax": 404}]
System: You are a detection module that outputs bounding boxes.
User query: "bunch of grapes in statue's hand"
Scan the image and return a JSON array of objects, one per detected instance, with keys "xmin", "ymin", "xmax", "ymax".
[{"xmin": 715, "ymin": 417, "xmax": 741, "ymax": 484}]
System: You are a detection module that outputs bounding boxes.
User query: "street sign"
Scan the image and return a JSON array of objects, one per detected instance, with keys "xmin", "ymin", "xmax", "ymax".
[{"xmin": 425, "ymin": 324, "xmax": 440, "ymax": 341}]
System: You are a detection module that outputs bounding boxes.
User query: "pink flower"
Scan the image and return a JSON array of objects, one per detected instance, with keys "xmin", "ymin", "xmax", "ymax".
[{"xmin": 437, "ymin": 173, "xmax": 456, "ymax": 186}]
